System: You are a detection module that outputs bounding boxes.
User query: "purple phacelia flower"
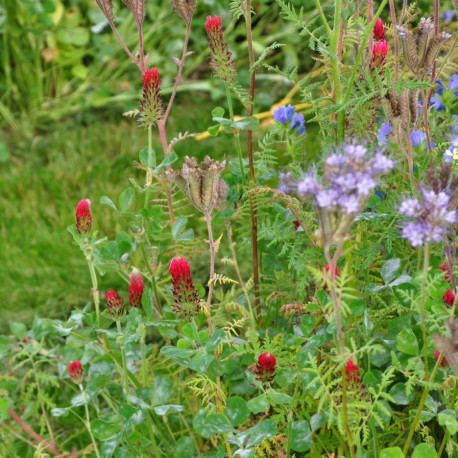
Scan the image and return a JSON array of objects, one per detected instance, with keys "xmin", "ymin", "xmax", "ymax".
[
  {"xmin": 411, "ymin": 130, "xmax": 427, "ymax": 148},
  {"xmin": 273, "ymin": 105, "xmax": 305, "ymax": 134},
  {"xmin": 297, "ymin": 143, "xmax": 393, "ymax": 215},
  {"xmin": 278, "ymin": 171, "xmax": 294, "ymax": 193},
  {"xmin": 377, "ymin": 122, "xmax": 392, "ymax": 145},
  {"xmin": 399, "ymin": 188, "xmax": 457, "ymax": 247}
]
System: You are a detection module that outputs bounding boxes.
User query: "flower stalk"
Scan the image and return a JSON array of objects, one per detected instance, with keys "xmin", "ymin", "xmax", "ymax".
[
  {"xmin": 116, "ymin": 320, "xmax": 130, "ymax": 397},
  {"xmin": 80, "ymin": 384, "xmax": 101, "ymax": 458}
]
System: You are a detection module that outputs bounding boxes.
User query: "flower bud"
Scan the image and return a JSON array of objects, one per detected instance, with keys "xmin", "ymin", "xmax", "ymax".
[
  {"xmin": 139, "ymin": 68, "xmax": 164, "ymax": 127},
  {"xmin": 373, "ymin": 18, "xmax": 385, "ymax": 41},
  {"xmin": 76, "ymin": 199, "xmax": 92, "ymax": 236},
  {"xmin": 371, "ymin": 40, "xmax": 389, "ymax": 67},
  {"xmin": 68, "ymin": 361, "xmax": 84, "ymax": 384},
  {"xmin": 443, "ymin": 289, "xmax": 455, "ymax": 306},
  {"xmin": 439, "ymin": 262, "xmax": 452, "ymax": 283},
  {"xmin": 346, "ymin": 356, "xmax": 361, "ymax": 382},
  {"xmin": 129, "ymin": 270, "xmax": 145, "ymax": 308},
  {"xmin": 324, "ymin": 264, "xmax": 340, "ymax": 277},
  {"xmin": 204, "ymin": 16, "xmax": 236, "ymax": 83},
  {"xmin": 434, "ymin": 348, "xmax": 448, "ymax": 367},
  {"xmin": 169, "ymin": 256, "xmax": 200, "ymax": 320},
  {"xmin": 106, "ymin": 289, "xmax": 125, "ymax": 320},
  {"xmin": 256, "ymin": 352, "xmax": 276, "ymax": 380}
]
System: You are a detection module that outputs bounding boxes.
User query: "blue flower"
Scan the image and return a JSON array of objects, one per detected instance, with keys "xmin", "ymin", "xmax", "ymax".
[
  {"xmin": 449, "ymin": 115, "xmax": 458, "ymax": 134},
  {"xmin": 377, "ymin": 122, "xmax": 392, "ymax": 145},
  {"xmin": 430, "ymin": 93, "xmax": 445, "ymax": 111},
  {"xmin": 443, "ymin": 10, "xmax": 455, "ymax": 23},
  {"xmin": 411, "ymin": 130, "xmax": 427, "ymax": 148},
  {"xmin": 374, "ymin": 189, "xmax": 386, "ymax": 200},
  {"xmin": 273, "ymin": 104, "xmax": 305, "ymax": 134}
]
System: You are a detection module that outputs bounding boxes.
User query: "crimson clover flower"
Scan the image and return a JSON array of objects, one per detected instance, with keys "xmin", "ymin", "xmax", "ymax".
[
  {"xmin": 434, "ymin": 348, "xmax": 448, "ymax": 367},
  {"xmin": 139, "ymin": 67, "xmax": 164, "ymax": 127},
  {"xmin": 169, "ymin": 256, "xmax": 200, "ymax": 320},
  {"xmin": 324, "ymin": 264, "xmax": 340, "ymax": 277},
  {"xmin": 399, "ymin": 187, "xmax": 456, "ymax": 247},
  {"xmin": 373, "ymin": 18, "xmax": 385, "ymax": 41},
  {"xmin": 256, "ymin": 352, "xmax": 276, "ymax": 381},
  {"xmin": 76, "ymin": 199, "xmax": 92, "ymax": 236},
  {"xmin": 204, "ymin": 16, "xmax": 236, "ymax": 83},
  {"xmin": 273, "ymin": 105, "xmax": 305, "ymax": 134},
  {"xmin": 129, "ymin": 269, "xmax": 145, "ymax": 308},
  {"xmin": 443, "ymin": 289, "xmax": 455, "ymax": 307},
  {"xmin": 371, "ymin": 40, "xmax": 389, "ymax": 67},
  {"xmin": 68, "ymin": 361, "xmax": 84, "ymax": 384},
  {"xmin": 439, "ymin": 262, "xmax": 453, "ymax": 283},
  {"xmin": 106, "ymin": 289, "xmax": 125, "ymax": 320}
]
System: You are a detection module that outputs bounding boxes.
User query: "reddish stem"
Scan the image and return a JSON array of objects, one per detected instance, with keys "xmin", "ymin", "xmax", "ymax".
[
  {"xmin": 388, "ymin": 0, "xmax": 399, "ymax": 82},
  {"xmin": 7, "ymin": 408, "xmax": 61, "ymax": 455},
  {"xmin": 368, "ymin": 0, "xmax": 374, "ymax": 61}
]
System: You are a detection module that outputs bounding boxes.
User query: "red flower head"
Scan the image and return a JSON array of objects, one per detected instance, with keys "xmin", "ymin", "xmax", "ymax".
[
  {"xmin": 345, "ymin": 356, "xmax": 361, "ymax": 382},
  {"xmin": 105, "ymin": 289, "xmax": 125, "ymax": 320},
  {"xmin": 434, "ymin": 348, "xmax": 448, "ymax": 367},
  {"xmin": 204, "ymin": 15, "xmax": 236, "ymax": 82},
  {"xmin": 293, "ymin": 221, "xmax": 300, "ymax": 231},
  {"xmin": 139, "ymin": 67, "xmax": 164, "ymax": 127},
  {"xmin": 256, "ymin": 352, "xmax": 276, "ymax": 380},
  {"xmin": 371, "ymin": 40, "xmax": 389, "ymax": 67},
  {"xmin": 129, "ymin": 269, "xmax": 145, "ymax": 308},
  {"xmin": 439, "ymin": 262, "xmax": 452, "ymax": 283},
  {"xmin": 324, "ymin": 264, "xmax": 340, "ymax": 277},
  {"xmin": 169, "ymin": 256, "xmax": 200, "ymax": 320},
  {"xmin": 68, "ymin": 361, "xmax": 83, "ymax": 384},
  {"xmin": 443, "ymin": 289, "xmax": 455, "ymax": 307},
  {"xmin": 76, "ymin": 199, "xmax": 92, "ymax": 236},
  {"xmin": 373, "ymin": 17, "xmax": 385, "ymax": 41}
]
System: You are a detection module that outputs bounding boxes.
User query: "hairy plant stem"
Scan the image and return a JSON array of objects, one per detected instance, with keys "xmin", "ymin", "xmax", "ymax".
[
  {"xmin": 142, "ymin": 125, "xmax": 162, "ymax": 314},
  {"xmin": 388, "ymin": 0, "xmax": 399, "ymax": 82},
  {"xmin": 85, "ymin": 249, "xmax": 101, "ymax": 328},
  {"xmin": 225, "ymin": 220, "xmax": 256, "ymax": 332},
  {"xmin": 244, "ymin": 0, "xmax": 261, "ymax": 327},
  {"xmin": 205, "ymin": 212, "xmax": 215, "ymax": 335},
  {"xmin": 368, "ymin": 0, "xmax": 374, "ymax": 61},
  {"xmin": 402, "ymin": 353, "xmax": 443, "ymax": 455},
  {"xmin": 116, "ymin": 320, "xmax": 130, "ymax": 397},
  {"xmin": 225, "ymin": 82, "xmax": 245, "ymax": 185},
  {"xmin": 80, "ymin": 384, "xmax": 101, "ymax": 458},
  {"xmin": 419, "ymin": 244, "xmax": 430, "ymax": 379},
  {"xmin": 332, "ymin": 0, "xmax": 344, "ymax": 141}
]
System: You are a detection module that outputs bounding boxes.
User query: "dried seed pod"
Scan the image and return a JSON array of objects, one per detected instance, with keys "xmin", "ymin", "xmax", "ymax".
[
  {"xmin": 397, "ymin": 26, "xmax": 418, "ymax": 73},
  {"xmin": 96, "ymin": 0, "xmax": 114, "ymax": 21},
  {"xmin": 423, "ymin": 32, "xmax": 452, "ymax": 74},
  {"xmin": 381, "ymin": 97, "xmax": 396, "ymax": 120},
  {"xmin": 415, "ymin": 17, "xmax": 434, "ymax": 66},
  {"xmin": 409, "ymin": 89, "xmax": 419, "ymax": 125},
  {"xmin": 399, "ymin": 89, "xmax": 410, "ymax": 127},
  {"xmin": 170, "ymin": 0, "xmax": 196, "ymax": 25},
  {"xmin": 167, "ymin": 156, "xmax": 226, "ymax": 214}
]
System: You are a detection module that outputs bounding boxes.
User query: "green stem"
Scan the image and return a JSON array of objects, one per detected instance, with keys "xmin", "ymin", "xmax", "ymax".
[
  {"xmin": 146, "ymin": 414, "xmax": 162, "ymax": 457},
  {"xmin": 80, "ymin": 385, "xmax": 101, "ymax": 458},
  {"xmin": 139, "ymin": 319, "xmax": 148, "ymax": 387},
  {"xmin": 85, "ymin": 251, "xmax": 101, "ymax": 328},
  {"xmin": 420, "ymin": 244, "xmax": 430, "ymax": 380},
  {"xmin": 225, "ymin": 81, "xmax": 245, "ymax": 185},
  {"xmin": 116, "ymin": 320, "xmax": 129, "ymax": 397},
  {"xmin": 402, "ymin": 354, "xmax": 443, "ymax": 455},
  {"xmin": 286, "ymin": 411, "xmax": 293, "ymax": 458},
  {"xmin": 314, "ymin": 0, "xmax": 332, "ymax": 39},
  {"xmin": 331, "ymin": 0, "xmax": 344, "ymax": 141},
  {"xmin": 140, "ymin": 243, "xmax": 162, "ymax": 314},
  {"xmin": 438, "ymin": 384, "xmax": 457, "ymax": 457},
  {"xmin": 339, "ymin": 0, "xmax": 390, "ymax": 138}
]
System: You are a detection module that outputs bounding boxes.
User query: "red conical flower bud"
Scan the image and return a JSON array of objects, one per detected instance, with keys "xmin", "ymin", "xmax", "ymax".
[
  {"xmin": 443, "ymin": 289, "xmax": 455, "ymax": 306},
  {"xmin": 129, "ymin": 270, "xmax": 145, "ymax": 308},
  {"xmin": 434, "ymin": 348, "xmax": 448, "ymax": 367},
  {"xmin": 76, "ymin": 199, "xmax": 92, "ymax": 236},
  {"xmin": 371, "ymin": 40, "xmax": 389, "ymax": 67},
  {"xmin": 204, "ymin": 15, "xmax": 236, "ymax": 82},
  {"xmin": 373, "ymin": 17, "xmax": 385, "ymax": 41},
  {"xmin": 439, "ymin": 262, "xmax": 452, "ymax": 283},
  {"xmin": 345, "ymin": 356, "xmax": 361, "ymax": 382},
  {"xmin": 68, "ymin": 361, "xmax": 83, "ymax": 384},
  {"xmin": 169, "ymin": 256, "xmax": 200, "ymax": 320},
  {"xmin": 106, "ymin": 289, "xmax": 125, "ymax": 320},
  {"xmin": 139, "ymin": 67, "xmax": 164, "ymax": 127},
  {"xmin": 256, "ymin": 352, "xmax": 276, "ymax": 381}
]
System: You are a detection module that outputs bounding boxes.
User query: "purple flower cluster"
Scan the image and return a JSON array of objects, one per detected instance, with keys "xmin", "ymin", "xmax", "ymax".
[
  {"xmin": 273, "ymin": 105, "xmax": 305, "ymax": 134},
  {"xmin": 278, "ymin": 171, "xmax": 293, "ymax": 193},
  {"xmin": 400, "ymin": 188, "xmax": 457, "ymax": 247},
  {"xmin": 296, "ymin": 144, "xmax": 394, "ymax": 214}
]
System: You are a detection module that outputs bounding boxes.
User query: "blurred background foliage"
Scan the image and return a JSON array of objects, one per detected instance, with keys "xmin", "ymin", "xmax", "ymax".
[{"xmin": 0, "ymin": 0, "xmax": 445, "ymax": 329}]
